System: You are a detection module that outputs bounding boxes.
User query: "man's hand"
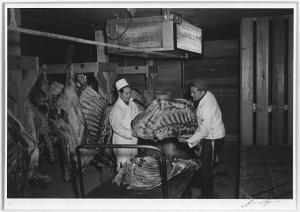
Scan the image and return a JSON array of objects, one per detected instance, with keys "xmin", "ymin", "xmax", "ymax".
[{"xmin": 187, "ymin": 139, "xmax": 201, "ymax": 148}]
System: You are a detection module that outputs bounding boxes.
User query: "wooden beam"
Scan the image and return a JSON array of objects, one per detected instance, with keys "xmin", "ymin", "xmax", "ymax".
[
  {"xmin": 95, "ymin": 30, "xmax": 109, "ymax": 97},
  {"xmin": 116, "ymin": 65, "xmax": 151, "ymax": 75},
  {"xmin": 288, "ymin": 15, "xmax": 293, "ymax": 146},
  {"xmin": 8, "ymin": 55, "xmax": 38, "ymax": 70},
  {"xmin": 46, "ymin": 62, "xmax": 98, "ymax": 74},
  {"xmin": 8, "ymin": 9, "xmax": 21, "ymax": 56},
  {"xmin": 8, "ymin": 26, "xmax": 187, "ymax": 59},
  {"xmin": 98, "ymin": 62, "xmax": 116, "ymax": 73},
  {"xmin": 256, "ymin": 17, "xmax": 270, "ymax": 145},
  {"xmin": 272, "ymin": 16, "xmax": 285, "ymax": 146},
  {"xmin": 95, "ymin": 30, "xmax": 108, "ymax": 63},
  {"xmin": 240, "ymin": 18, "xmax": 254, "ymax": 146}
]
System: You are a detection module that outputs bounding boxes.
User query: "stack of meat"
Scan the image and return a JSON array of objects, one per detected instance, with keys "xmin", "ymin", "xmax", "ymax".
[
  {"xmin": 131, "ymin": 99, "xmax": 198, "ymax": 141},
  {"xmin": 113, "ymin": 156, "xmax": 200, "ymax": 190}
]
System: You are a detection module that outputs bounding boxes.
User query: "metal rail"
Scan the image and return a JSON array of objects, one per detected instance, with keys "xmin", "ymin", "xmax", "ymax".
[
  {"xmin": 76, "ymin": 144, "xmax": 168, "ymax": 198},
  {"xmin": 8, "ymin": 26, "xmax": 187, "ymax": 59}
]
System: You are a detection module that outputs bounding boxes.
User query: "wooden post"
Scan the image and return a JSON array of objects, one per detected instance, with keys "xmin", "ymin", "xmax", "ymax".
[
  {"xmin": 146, "ymin": 59, "xmax": 154, "ymax": 100},
  {"xmin": 95, "ymin": 30, "xmax": 110, "ymax": 101},
  {"xmin": 8, "ymin": 8, "xmax": 22, "ymax": 121},
  {"xmin": 240, "ymin": 18, "xmax": 254, "ymax": 146},
  {"xmin": 272, "ymin": 16, "xmax": 285, "ymax": 146},
  {"xmin": 8, "ymin": 8, "xmax": 21, "ymax": 55},
  {"xmin": 287, "ymin": 15, "xmax": 293, "ymax": 146},
  {"xmin": 256, "ymin": 17, "xmax": 270, "ymax": 145}
]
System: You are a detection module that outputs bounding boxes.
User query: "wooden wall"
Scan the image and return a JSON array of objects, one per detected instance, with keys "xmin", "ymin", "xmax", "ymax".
[
  {"xmin": 110, "ymin": 56, "xmax": 183, "ymax": 99},
  {"xmin": 184, "ymin": 39, "xmax": 240, "ymax": 136},
  {"xmin": 240, "ymin": 15, "xmax": 293, "ymax": 146}
]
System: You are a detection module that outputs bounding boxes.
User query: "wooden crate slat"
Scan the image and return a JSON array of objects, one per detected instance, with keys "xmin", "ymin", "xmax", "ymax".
[
  {"xmin": 256, "ymin": 17, "xmax": 270, "ymax": 145},
  {"xmin": 288, "ymin": 15, "xmax": 293, "ymax": 146},
  {"xmin": 272, "ymin": 16, "xmax": 286, "ymax": 146},
  {"xmin": 46, "ymin": 62, "xmax": 98, "ymax": 74},
  {"xmin": 240, "ymin": 18, "xmax": 254, "ymax": 146},
  {"xmin": 116, "ymin": 66, "xmax": 149, "ymax": 75}
]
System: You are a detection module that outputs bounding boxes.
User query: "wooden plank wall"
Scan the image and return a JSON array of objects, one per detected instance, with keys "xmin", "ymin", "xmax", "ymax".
[
  {"xmin": 153, "ymin": 59, "xmax": 182, "ymax": 98},
  {"xmin": 272, "ymin": 17, "xmax": 286, "ymax": 146},
  {"xmin": 110, "ymin": 56, "xmax": 182, "ymax": 99},
  {"xmin": 203, "ymin": 39, "xmax": 239, "ymax": 58},
  {"xmin": 240, "ymin": 15, "xmax": 293, "ymax": 146},
  {"xmin": 256, "ymin": 17, "xmax": 269, "ymax": 145},
  {"xmin": 240, "ymin": 19, "xmax": 254, "ymax": 145},
  {"xmin": 185, "ymin": 40, "xmax": 240, "ymax": 136}
]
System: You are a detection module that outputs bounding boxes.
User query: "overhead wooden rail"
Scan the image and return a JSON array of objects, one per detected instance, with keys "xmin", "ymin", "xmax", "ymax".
[{"xmin": 7, "ymin": 26, "xmax": 188, "ymax": 59}]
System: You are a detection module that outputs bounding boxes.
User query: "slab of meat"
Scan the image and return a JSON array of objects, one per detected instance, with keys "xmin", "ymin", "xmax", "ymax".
[
  {"xmin": 49, "ymin": 64, "xmax": 96, "ymax": 181},
  {"xmin": 25, "ymin": 69, "xmax": 57, "ymax": 162},
  {"xmin": 79, "ymin": 89, "xmax": 116, "ymax": 168},
  {"xmin": 7, "ymin": 109, "xmax": 39, "ymax": 197},
  {"xmin": 49, "ymin": 81, "xmax": 64, "ymax": 102},
  {"xmin": 131, "ymin": 99, "xmax": 198, "ymax": 141},
  {"xmin": 78, "ymin": 86, "xmax": 108, "ymax": 141},
  {"xmin": 112, "ymin": 156, "xmax": 200, "ymax": 190}
]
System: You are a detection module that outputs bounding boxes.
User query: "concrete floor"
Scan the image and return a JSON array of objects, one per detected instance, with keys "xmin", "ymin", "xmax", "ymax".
[
  {"xmin": 27, "ymin": 136, "xmax": 239, "ymax": 198},
  {"xmin": 239, "ymin": 145, "xmax": 293, "ymax": 199}
]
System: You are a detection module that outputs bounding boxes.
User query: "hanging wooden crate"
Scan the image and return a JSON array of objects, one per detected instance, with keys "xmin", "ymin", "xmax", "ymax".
[{"xmin": 106, "ymin": 15, "xmax": 202, "ymax": 56}]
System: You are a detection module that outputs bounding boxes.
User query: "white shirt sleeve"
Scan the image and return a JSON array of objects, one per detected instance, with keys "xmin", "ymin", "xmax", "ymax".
[{"xmin": 109, "ymin": 108, "xmax": 133, "ymax": 140}]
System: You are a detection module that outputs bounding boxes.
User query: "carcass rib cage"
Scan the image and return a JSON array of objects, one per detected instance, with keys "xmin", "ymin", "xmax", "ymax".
[
  {"xmin": 113, "ymin": 156, "xmax": 200, "ymax": 190},
  {"xmin": 131, "ymin": 99, "xmax": 198, "ymax": 141}
]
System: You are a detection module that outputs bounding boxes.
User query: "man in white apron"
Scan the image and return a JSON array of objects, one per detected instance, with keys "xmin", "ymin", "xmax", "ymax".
[
  {"xmin": 179, "ymin": 78, "xmax": 225, "ymax": 198},
  {"xmin": 109, "ymin": 79, "xmax": 139, "ymax": 171}
]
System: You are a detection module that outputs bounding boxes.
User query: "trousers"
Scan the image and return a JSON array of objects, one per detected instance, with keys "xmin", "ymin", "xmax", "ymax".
[{"xmin": 195, "ymin": 138, "xmax": 224, "ymax": 198}]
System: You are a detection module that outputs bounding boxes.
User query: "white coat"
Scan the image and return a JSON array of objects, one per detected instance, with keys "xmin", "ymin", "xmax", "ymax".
[
  {"xmin": 109, "ymin": 97, "xmax": 139, "ymax": 170},
  {"xmin": 187, "ymin": 91, "xmax": 225, "ymax": 147}
]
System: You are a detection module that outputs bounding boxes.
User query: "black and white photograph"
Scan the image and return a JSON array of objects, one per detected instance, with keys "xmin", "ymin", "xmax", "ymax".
[{"xmin": 1, "ymin": 1, "xmax": 299, "ymax": 211}]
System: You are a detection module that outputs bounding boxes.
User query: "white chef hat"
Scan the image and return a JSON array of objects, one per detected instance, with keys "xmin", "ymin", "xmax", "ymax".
[{"xmin": 115, "ymin": 78, "xmax": 129, "ymax": 91}]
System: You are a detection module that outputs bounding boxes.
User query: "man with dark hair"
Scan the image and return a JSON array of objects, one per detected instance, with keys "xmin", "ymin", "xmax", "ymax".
[
  {"xmin": 179, "ymin": 78, "xmax": 225, "ymax": 198},
  {"xmin": 109, "ymin": 78, "xmax": 140, "ymax": 171}
]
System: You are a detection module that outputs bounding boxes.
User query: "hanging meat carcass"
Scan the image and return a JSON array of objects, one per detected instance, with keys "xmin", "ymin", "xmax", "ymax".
[
  {"xmin": 49, "ymin": 63, "xmax": 96, "ymax": 181},
  {"xmin": 78, "ymin": 85, "xmax": 108, "ymax": 142},
  {"xmin": 113, "ymin": 156, "xmax": 200, "ymax": 190},
  {"xmin": 131, "ymin": 99, "xmax": 197, "ymax": 141},
  {"xmin": 25, "ymin": 68, "xmax": 57, "ymax": 162},
  {"xmin": 77, "ymin": 82, "xmax": 116, "ymax": 167},
  {"xmin": 7, "ymin": 109, "xmax": 39, "ymax": 197}
]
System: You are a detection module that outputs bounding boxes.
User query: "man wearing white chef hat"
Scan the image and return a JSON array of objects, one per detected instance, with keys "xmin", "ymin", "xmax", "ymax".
[{"xmin": 109, "ymin": 78, "xmax": 140, "ymax": 172}]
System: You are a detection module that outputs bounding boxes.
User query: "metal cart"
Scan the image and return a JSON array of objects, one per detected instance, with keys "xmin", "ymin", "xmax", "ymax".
[{"xmin": 76, "ymin": 144, "xmax": 197, "ymax": 198}]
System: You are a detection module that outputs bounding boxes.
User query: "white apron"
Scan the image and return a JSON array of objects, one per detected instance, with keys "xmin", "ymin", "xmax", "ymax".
[{"xmin": 109, "ymin": 97, "xmax": 139, "ymax": 170}]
